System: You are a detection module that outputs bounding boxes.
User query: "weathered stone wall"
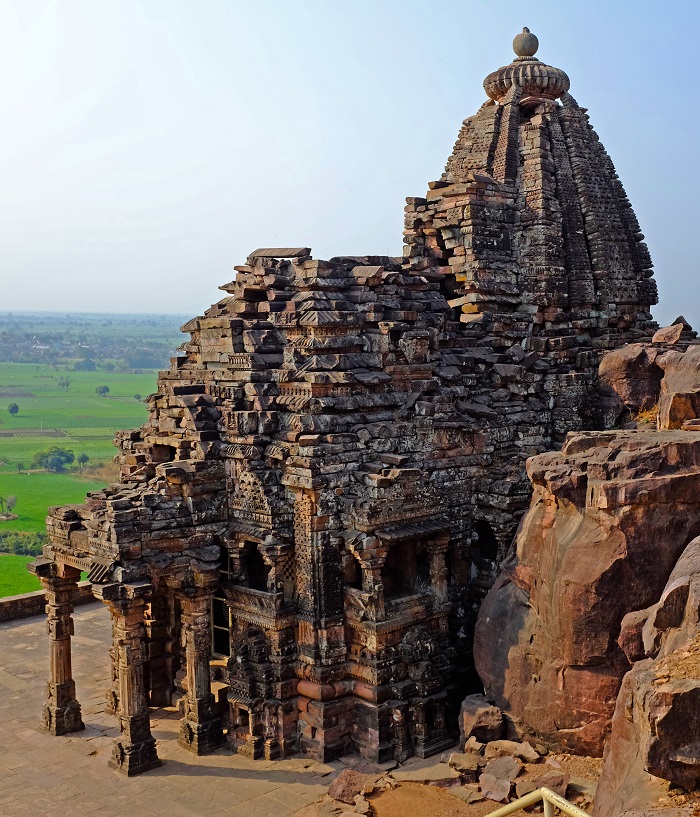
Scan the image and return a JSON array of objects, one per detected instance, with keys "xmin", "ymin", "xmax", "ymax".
[{"xmin": 0, "ymin": 581, "xmax": 95, "ymax": 623}]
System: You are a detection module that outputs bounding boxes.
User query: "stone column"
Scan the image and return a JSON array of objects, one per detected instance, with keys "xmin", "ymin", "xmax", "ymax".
[
  {"xmin": 144, "ymin": 592, "xmax": 171, "ymax": 706},
  {"xmin": 428, "ymin": 536, "xmax": 449, "ymax": 603},
  {"xmin": 105, "ymin": 604, "xmax": 120, "ymax": 715},
  {"xmin": 361, "ymin": 558, "xmax": 386, "ymax": 622},
  {"xmin": 34, "ymin": 561, "xmax": 84, "ymax": 736},
  {"xmin": 176, "ymin": 585, "xmax": 224, "ymax": 754},
  {"xmin": 97, "ymin": 582, "xmax": 160, "ymax": 776}
]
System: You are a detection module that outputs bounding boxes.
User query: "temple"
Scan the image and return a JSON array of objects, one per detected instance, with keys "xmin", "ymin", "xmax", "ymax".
[{"xmin": 33, "ymin": 28, "xmax": 658, "ymax": 775}]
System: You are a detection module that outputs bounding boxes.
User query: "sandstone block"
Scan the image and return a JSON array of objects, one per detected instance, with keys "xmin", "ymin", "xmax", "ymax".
[
  {"xmin": 479, "ymin": 772, "xmax": 512, "ymax": 803},
  {"xmin": 458, "ymin": 694, "xmax": 504, "ymax": 747}
]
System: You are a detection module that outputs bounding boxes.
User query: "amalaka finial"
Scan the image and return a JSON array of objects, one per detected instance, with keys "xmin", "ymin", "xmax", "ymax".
[{"xmin": 513, "ymin": 27, "xmax": 539, "ymax": 59}]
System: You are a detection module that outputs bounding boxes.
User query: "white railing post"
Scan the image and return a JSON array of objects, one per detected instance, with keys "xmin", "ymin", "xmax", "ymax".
[{"xmin": 482, "ymin": 787, "xmax": 591, "ymax": 817}]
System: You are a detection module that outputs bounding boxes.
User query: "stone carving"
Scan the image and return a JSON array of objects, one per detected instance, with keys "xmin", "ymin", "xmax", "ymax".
[{"xmin": 35, "ymin": 30, "xmax": 658, "ymax": 772}]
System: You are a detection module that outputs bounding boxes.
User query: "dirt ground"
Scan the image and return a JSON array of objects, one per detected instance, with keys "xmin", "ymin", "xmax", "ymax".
[{"xmin": 369, "ymin": 782, "xmax": 498, "ymax": 817}]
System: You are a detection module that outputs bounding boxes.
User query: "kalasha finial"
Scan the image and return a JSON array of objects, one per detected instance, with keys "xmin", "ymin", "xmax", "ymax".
[{"xmin": 513, "ymin": 27, "xmax": 539, "ymax": 58}]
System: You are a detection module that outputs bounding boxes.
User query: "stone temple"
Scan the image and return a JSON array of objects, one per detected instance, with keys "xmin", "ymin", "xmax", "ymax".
[{"xmin": 33, "ymin": 28, "xmax": 658, "ymax": 775}]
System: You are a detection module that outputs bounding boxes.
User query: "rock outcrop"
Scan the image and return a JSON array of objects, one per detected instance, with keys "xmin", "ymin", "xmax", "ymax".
[
  {"xmin": 474, "ymin": 430, "xmax": 700, "ymax": 756},
  {"xmin": 598, "ymin": 343, "xmax": 662, "ymax": 413},
  {"xmin": 594, "ymin": 537, "xmax": 700, "ymax": 817},
  {"xmin": 599, "ymin": 332, "xmax": 700, "ymax": 431},
  {"xmin": 658, "ymin": 346, "xmax": 700, "ymax": 430}
]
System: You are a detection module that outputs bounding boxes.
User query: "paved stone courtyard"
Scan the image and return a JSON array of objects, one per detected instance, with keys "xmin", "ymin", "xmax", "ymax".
[{"xmin": 0, "ymin": 604, "xmax": 342, "ymax": 817}]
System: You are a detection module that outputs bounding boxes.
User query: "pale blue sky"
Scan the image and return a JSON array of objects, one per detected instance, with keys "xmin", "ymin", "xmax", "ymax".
[{"xmin": 0, "ymin": 0, "xmax": 697, "ymax": 325}]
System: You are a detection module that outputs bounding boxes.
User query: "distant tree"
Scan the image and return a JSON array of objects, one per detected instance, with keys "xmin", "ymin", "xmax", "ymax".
[
  {"xmin": 16, "ymin": 462, "xmax": 24, "ymax": 473},
  {"xmin": 32, "ymin": 446, "xmax": 75, "ymax": 473},
  {"xmin": 95, "ymin": 385, "xmax": 110, "ymax": 397},
  {"xmin": 102, "ymin": 362, "xmax": 115, "ymax": 372},
  {"xmin": 73, "ymin": 358, "xmax": 96, "ymax": 371},
  {"xmin": 8, "ymin": 403, "xmax": 18, "ymax": 415},
  {"xmin": 58, "ymin": 377, "xmax": 70, "ymax": 390},
  {"xmin": 133, "ymin": 394, "xmax": 142, "ymax": 402},
  {"xmin": 77, "ymin": 453, "xmax": 89, "ymax": 469},
  {"xmin": 6, "ymin": 496, "xmax": 16, "ymax": 512}
]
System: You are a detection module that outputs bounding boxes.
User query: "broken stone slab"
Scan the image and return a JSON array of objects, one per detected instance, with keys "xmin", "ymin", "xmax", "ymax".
[
  {"xmin": 464, "ymin": 736, "xmax": 485, "ymax": 754},
  {"xmin": 248, "ymin": 247, "xmax": 312, "ymax": 259},
  {"xmin": 391, "ymin": 761, "xmax": 461, "ymax": 785},
  {"xmin": 458, "ymin": 693, "xmax": 504, "ymax": 747},
  {"xmin": 484, "ymin": 739, "xmax": 540, "ymax": 763},
  {"xmin": 479, "ymin": 772, "xmax": 512, "ymax": 803},
  {"xmin": 483, "ymin": 754, "xmax": 523, "ymax": 781},
  {"xmin": 446, "ymin": 784, "xmax": 484, "ymax": 804},
  {"xmin": 447, "ymin": 752, "xmax": 480, "ymax": 773}
]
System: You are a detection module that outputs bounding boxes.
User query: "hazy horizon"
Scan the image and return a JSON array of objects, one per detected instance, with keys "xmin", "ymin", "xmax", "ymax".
[{"xmin": 2, "ymin": 0, "xmax": 698, "ymax": 327}]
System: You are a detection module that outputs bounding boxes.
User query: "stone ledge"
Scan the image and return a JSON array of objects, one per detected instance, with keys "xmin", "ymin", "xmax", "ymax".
[{"xmin": 0, "ymin": 581, "xmax": 96, "ymax": 623}]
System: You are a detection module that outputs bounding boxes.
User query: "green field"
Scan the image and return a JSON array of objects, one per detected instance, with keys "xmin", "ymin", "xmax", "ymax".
[
  {"xmin": 0, "ymin": 362, "xmax": 159, "ymax": 596},
  {"xmin": 0, "ymin": 472, "xmax": 108, "ymax": 533},
  {"xmin": 0, "ymin": 553, "xmax": 40, "ymax": 596},
  {"xmin": 0, "ymin": 362, "xmax": 156, "ymax": 473}
]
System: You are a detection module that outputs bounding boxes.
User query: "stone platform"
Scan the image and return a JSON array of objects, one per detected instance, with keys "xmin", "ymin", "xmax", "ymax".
[{"xmin": 0, "ymin": 606, "xmax": 339, "ymax": 817}]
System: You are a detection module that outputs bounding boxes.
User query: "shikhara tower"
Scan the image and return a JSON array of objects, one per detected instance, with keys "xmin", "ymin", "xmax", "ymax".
[{"xmin": 35, "ymin": 30, "xmax": 657, "ymax": 773}]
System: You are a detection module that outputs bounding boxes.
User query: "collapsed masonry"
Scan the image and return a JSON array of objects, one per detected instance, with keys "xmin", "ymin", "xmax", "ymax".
[{"xmin": 34, "ymin": 28, "xmax": 658, "ymax": 775}]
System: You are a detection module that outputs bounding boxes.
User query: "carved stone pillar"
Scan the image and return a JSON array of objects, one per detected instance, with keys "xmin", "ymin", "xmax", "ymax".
[
  {"xmin": 97, "ymin": 582, "xmax": 161, "ymax": 776},
  {"xmin": 177, "ymin": 586, "xmax": 224, "ymax": 754},
  {"xmin": 35, "ymin": 561, "xmax": 84, "ymax": 736},
  {"xmin": 428, "ymin": 536, "xmax": 449, "ymax": 603},
  {"xmin": 144, "ymin": 592, "xmax": 171, "ymax": 706},
  {"xmin": 105, "ymin": 604, "xmax": 120, "ymax": 715},
  {"xmin": 361, "ymin": 559, "xmax": 386, "ymax": 622}
]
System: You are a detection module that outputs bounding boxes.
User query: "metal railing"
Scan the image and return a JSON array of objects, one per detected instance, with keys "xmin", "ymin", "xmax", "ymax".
[{"xmin": 484, "ymin": 787, "xmax": 590, "ymax": 817}]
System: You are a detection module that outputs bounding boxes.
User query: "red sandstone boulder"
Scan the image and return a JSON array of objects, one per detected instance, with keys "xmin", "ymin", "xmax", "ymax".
[
  {"xmin": 599, "ymin": 343, "xmax": 663, "ymax": 413},
  {"xmin": 652, "ymin": 324, "xmax": 685, "ymax": 345},
  {"xmin": 327, "ymin": 770, "xmax": 380, "ymax": 804},
  {"xmin": 618, "ymin": 608, "xmax": 651, "ymax": 664},
  {"xmin": 657, "ymin": 346, "xmax": 700, "ymax": 429},
  {"xmin": 595, "ymin": 537, "xmax": 700, "ymax": 817},
  {"xmin": 475, "ymin": 431, "xmax": 700, "ymax": 756},
  {"xmin": 458, "ymin": 694, "xmax": 504, "ymax": 747}
]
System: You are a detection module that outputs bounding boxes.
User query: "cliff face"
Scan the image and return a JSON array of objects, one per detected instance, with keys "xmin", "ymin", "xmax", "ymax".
[
  {"xmin": 593, "ymin": 536, "xmax": 700, "ymax": 817},
  {"xmin": 474, "ymin": 430, "xmax": 700, "ymax": 756}
]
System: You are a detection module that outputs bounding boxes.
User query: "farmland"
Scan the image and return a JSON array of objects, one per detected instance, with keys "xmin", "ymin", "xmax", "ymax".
[
  {"xmin": 0, "ymin": 311, "xmax": 188, "ymax": 596},
  {"xmin": 0, "ymin": 553, "xmax": 40, "ymax": 596}
]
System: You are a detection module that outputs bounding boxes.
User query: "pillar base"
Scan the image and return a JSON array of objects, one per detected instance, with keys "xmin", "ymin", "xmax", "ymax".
[
  {"xmin": 41, "ymin": 703, "xmax": 85, "ymax": 736},
  {"xmin": 108, "ymin": 736, "xmax": 161, "ymax": 776},
  {"xmin": 178, "ymin": 716, "xmax": 224, "ymax": 755},
  {"xmin": 237, "ymin": 733, "xmax": 264, "ymax": 760},
  {"xmin": 40, "ymin": 681, "xmax": 85, "ymax": 735},
  {"xmin": 264, "ymin": 737, "xmax": 281, "ymax": 760}
]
